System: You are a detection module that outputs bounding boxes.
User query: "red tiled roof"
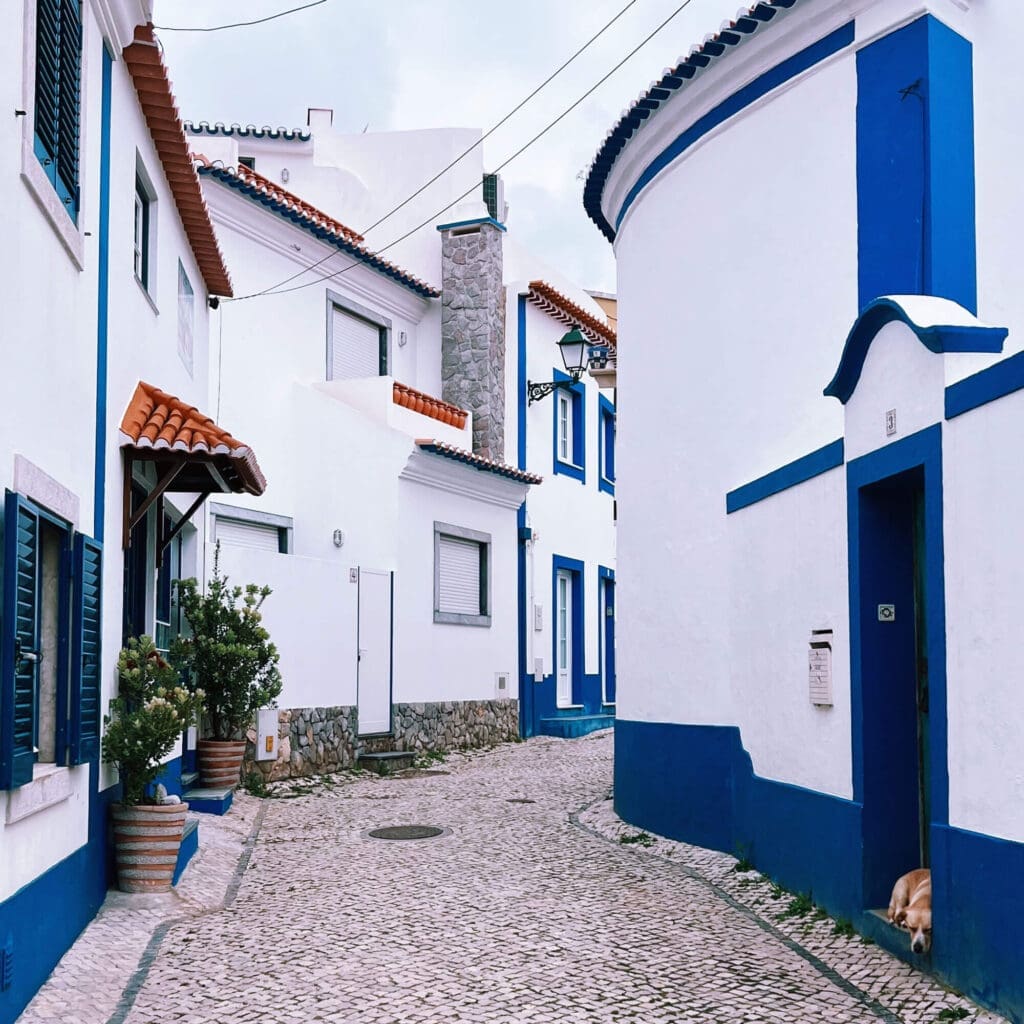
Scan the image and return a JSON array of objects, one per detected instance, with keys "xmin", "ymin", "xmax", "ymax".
[
  {"xmin": 123, "ymin": 25, "xmax": 232, "ymax": 297},
  {"xmin": 196, "ymin": 160, "xmax": 441, "ymax": 299},
  {"xmin": 120, "ymin": 381, "xmax": 266, "ymax": 495},
  {"xmin": 526, "ymin": 281, "xmax": 617, "ymax": 347},
  {"xmin": 415, "ymin": 440, "xmax": 542, "ymax": 485},
  {"xmin": 393, "ymin": 382, "xmax": 468, "ymax": 429}
]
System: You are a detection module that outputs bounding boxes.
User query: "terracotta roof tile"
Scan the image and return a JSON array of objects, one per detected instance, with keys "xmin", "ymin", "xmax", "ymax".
[
  {"xmin": 415, "ymin": 440, "xmax": 542, "ymax": 485},
  {"xmin": 525, "ymin": 281, "xmax": 617, "ymax": 348},
  {"xmin": 393, "ymin": 382, "xmax": 468, "ymax": 429},
  {"xmin": 123, "ymin": 26, "xmax": 232, "ymax": 296},
  {"xmin": 120, "ymin": 381, "xmax": 266, "ymax": 495},
  {"xmin": 196, "ymin": 160, "xmax": 441, "ymax": 299}
]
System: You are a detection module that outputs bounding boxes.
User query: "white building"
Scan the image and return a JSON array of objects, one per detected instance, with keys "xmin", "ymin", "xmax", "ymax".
[
  {"xmin": 585, "ymin": 0, "xmax": 1023, "ymax": 1019},
  {"xmin": 188, "ymin": 116, "xmax": 616, "ymax": 747},
  {"xmin": 0, "ymin": 7, "xmax": 256, "ymax": 1019}
]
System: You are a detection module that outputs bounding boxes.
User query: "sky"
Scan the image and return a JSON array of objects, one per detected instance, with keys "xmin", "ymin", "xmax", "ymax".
[{"xmin": 155, "ymin": 0, "xmax": 741, "ymax": 294}]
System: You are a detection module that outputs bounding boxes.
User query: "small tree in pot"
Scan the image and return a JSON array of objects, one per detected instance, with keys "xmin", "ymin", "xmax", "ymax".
[
  {"xmin": 103, "ymin": 636, "xmax": 204, "ymax": 892},
  {"xmin": 172, "ymin": 547, "xmax": 282, "ymax": 789}
]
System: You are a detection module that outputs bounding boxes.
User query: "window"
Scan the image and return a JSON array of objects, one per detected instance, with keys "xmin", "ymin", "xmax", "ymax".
[
  {"xmin": 1, "ymin": 490, "xmax": 102, "ymax": 791},
  {"xmin": 211, "ymin": 504, "xmax": 292, "ymax": 554},
  {"xmin": 433, "ymin": 522, "xmax": 491, "ymax": 627},
  {"xmin": 599, "ymin": 395, "xmax": 615, "ymax": 495},
  {"xmin": 33, "ymin": 0, "xmax": 83, "ymax": 220},
  {"xmin": 328, "ymin": 302, "xmax": 388, "ymax": 380},
  {"xmin": 134, "ymin": 176, "xmax": 151, "ymax": 289},
  {"xmin": 552, "ymin": 371, "xmax": 585, "ymax": 482},
  {"xmin": 238, "ymin": 156, "xmax": 256, "ymax": 170},
  {"xmin": 177, "ymin": 261, "xmax": 194, "ymax": 374}
]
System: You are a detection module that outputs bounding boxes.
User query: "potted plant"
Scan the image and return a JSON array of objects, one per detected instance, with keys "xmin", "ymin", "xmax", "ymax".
[
  {"xmin": 103, "ymin": 636, "xmax": 204, "ymax": 893},
  {"xmin": 173, "ymin": 547, "xmax": 282, "ymax": 789}
]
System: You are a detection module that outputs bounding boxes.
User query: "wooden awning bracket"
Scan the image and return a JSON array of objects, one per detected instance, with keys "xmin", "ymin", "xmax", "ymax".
[
  {"xmin": 156, "ymin": 490, "xmax": 212, "ymax": 570},
  {"xmin": 124, "ymin": 458, "xmax": 186, "ymax": 548}
]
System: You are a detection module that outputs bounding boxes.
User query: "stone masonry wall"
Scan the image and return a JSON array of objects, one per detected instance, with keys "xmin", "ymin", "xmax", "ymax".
[
  {"xmin": 244, "ymin": 699, "xmax": 519, "ymax": 781},
  {"xmin": 440, "ymin": 222, "xmax": 505, "ymax": 461}
]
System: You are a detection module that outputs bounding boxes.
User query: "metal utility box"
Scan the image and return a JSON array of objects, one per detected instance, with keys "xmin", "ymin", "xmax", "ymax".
[{"xmin": 256, "ymin": 708, "xmax": 279, "ymax": 761}]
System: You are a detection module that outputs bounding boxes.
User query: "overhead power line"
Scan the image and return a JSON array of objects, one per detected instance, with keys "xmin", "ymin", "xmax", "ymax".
[
  {"xmin": 154, "ymin": 0, "xmax": 327, "ymax": 33},
  {"xmin": 229, "ymin": 0, "xmax": 697, "ymax": 303},
  {"xmin": 226, "ymin": 0, "xmax": 641, "ymax": 300}
]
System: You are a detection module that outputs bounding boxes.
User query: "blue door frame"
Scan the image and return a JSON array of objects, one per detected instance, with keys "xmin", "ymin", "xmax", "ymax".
[{"xmin": 847, "ymin": 424, "xmax": 948, "ymax": 910}]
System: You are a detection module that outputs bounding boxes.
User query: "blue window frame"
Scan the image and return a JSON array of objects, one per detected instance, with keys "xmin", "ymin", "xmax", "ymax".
[
  {"xmin": 34, "ymin": 0, "xmax": 83, "ymax": 221},
  {"xmin": 598, "ymin": 394, "xmax": 615, "ymax": 495},
  {"xmin": 552, "ymin": 370, "xmax": 585, "ymax": 482}
]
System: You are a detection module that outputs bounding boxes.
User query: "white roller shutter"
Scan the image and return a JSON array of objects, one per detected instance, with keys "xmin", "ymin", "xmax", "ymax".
[
  {"xmin": 215, "ymin": 517, "xmax": 281, "ymax": 553},
  {"xmin": 331, "ymin": 306, "xmax": 381, "ymax": 380},
  {"xmin": 437, "ymin": 536, "xmax": 481, "ymax": 615}
]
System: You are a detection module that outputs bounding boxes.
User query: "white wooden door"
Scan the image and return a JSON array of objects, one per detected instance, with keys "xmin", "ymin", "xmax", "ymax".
[
  {"xmin": 556, "ymin": 570, "xmax": 572, "ymax": 707},
  {"xmin": 357, "ymin": 568, "xmax": 392, "ymax": 736}
]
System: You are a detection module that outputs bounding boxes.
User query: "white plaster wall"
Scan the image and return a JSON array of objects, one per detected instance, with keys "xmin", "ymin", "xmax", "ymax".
[
  {"xmin": 943, "ymin": 394, "xmax": 1024, "ymax": 843},
  {"xmin": 727, "ymin": 469, "xmax": 852, "ymax": 798},
  {"xmin": 512, "ymin": 299, "xmax": 617, "ymax": 686},
  {"xmin": 612, "ymin": 49, "xmax": 857, "ymax": 733},
  {"xmin": 395, "ymin": 474, "xmax": 520, "ymax": 704}
]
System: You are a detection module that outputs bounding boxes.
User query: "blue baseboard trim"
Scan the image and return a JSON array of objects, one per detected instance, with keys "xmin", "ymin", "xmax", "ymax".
[
  {"xmin": 726, "ymin": 439, "xmax": 844, "ymax": 514},
  {"xmin": 945, "ymin": 349, "xmax": 1024, "ymax": 420},
  {"xmin": 615, "ymin": 719, "xmax": 1024, "ymax": 1023},
  {"xmin": 150, "ymin": 756, "xmax": 183, "ymax": 798},
  {"xmin": 537, "ymin": 714, "xmax": 613, "ymax": 739},
  {"xmin": 172, "ymin": 818, "xmax": 199, "ymax": 885},
  {"xmin": 0, "ymin": 764, "xmax": 115, "ymax": 1024}
]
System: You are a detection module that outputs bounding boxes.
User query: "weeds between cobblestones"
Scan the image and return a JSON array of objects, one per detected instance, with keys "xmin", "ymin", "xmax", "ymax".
[{"xmin": 19, "ymin": 733, "xmax": 1011, "ymax": 1024}]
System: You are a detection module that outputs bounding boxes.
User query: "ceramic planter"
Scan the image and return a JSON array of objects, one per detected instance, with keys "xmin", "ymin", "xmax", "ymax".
[
  {"xmin": 197, "ymin": 738, "xmax": 247, "ymax": 788},
  {"xmin": 110, "ymin": 801, "xmax": 189, "ymax": 893}
]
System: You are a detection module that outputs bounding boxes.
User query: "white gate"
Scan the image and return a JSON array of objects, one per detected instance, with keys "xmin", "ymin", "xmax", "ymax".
[{"xmin": 357, "ymin": 568, "xmax": 393, "ymax": 736}]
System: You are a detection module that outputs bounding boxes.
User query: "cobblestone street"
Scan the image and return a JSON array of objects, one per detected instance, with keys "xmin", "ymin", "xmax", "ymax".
[{"xmin": 21, "ymin": 733, "xmax": 1006, "ymax": 1024}]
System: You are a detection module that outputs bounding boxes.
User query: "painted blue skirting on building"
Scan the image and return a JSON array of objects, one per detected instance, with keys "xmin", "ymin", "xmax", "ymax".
[
  {"xmin": 172, "ymin": 818, "xmax": 199, "ymax": 885},
  {"xmin": 615, "ymin": 719, "xmax": 1024, "ymax": 1022},
  {"xmin": 726, "ymin": 439, "xmax": 844, "ymax": 513},
  {"xmin": 538, "ymin": 714, "xmax": 613, "ymax": 739},
  {"xmin": 944, "ymin": 349, "xmax": 1024, "ymax": 420}
]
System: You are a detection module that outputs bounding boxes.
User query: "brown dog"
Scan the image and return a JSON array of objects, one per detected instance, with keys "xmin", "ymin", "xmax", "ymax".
[{"xmin": 887, "ymin": 868, "xmax": 932, "ymax": 953}]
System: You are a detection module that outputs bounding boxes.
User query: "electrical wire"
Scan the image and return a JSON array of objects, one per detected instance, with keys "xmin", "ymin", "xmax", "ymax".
[
  {"xmin": 228, "ymin": 0, "xmax": 696, "ymax": 303},
  {"xmin": 227, "ymin": 0, "xmax": 642, "ymax": 299},
  {"xmin": 154, "ymin": 0, "xmax": 327, "ymax": 33}
]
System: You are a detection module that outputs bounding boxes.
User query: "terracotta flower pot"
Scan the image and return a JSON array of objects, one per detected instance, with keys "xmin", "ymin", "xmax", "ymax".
[
  {"xmin": 111, "ymin": 801, "xmax": 189, "ymax": 893},
  {"xmin": 197, "ymin": 738, "xmax": 247, "ymax": 788}
]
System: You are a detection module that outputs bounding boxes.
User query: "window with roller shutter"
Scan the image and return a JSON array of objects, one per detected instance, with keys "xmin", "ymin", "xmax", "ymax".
[
  {"xmin": 433, "ymin": 522, "xmax": 491, "ymax": 627},
  {"xmin": 328, "ymin": 304, "xmax": 387, "ymax": 380}
]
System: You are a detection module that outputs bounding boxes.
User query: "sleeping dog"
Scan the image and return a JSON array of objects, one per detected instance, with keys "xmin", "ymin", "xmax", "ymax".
[{"xmin": 887, "ymin": 868, "xmax": 932, "ymax": 953}]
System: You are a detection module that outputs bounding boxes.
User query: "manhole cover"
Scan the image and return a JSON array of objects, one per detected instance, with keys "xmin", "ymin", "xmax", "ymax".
[
  {"xmin": 367, "ymin": 825, "xmax": 446, "ymax": 841},
  {"xmin": 507, "ymin": 798, "xmax": 535, "ymax": 804}
]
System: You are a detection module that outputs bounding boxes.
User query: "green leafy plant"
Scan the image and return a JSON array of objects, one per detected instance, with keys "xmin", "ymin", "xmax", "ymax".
[
  {"xmin": 172, "ymin": 547, "xmax": 283, "ymax": 741},
  {"xmin": 935, "ymin": 1009, "xmax": 970, "ymax": 1022},
  {"xmin": 833, "ymin": 917, "xmax": 856, "ymax": 938},
  {"xmin": 776, "ymin": 892, "xmax": 815, "ymax": 921},
  {"xmin": 102, "ymin": 636, "xmax": 204, "ymax": 807},
  {"xmin": 619, "ymin": 831, "xmax": 655, "ymax": 847},
  {"xmin": 242, "ymin": 771, "xmax": 268, "ymax": 797}
]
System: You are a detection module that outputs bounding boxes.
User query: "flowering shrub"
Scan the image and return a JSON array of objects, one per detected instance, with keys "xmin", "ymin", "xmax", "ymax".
[
  {"xmin": 172, "ymin": 546, "xmax": 282, "ymax": 741},
  {"xmin": 102, "ymin": 636, "xmax": 204, "ymax": 807}
]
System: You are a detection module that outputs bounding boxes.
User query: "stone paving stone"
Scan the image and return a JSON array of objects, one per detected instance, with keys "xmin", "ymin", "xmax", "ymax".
[{"xmin": 18, "ymin": 733, "xmax": 1010, "ymax": 1024}]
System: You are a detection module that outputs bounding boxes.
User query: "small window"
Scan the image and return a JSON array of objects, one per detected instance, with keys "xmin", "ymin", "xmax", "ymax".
[
  {"xmin": 134, "ymin": 177, "xmax": 151, "ymax": 289},
  {"xmin": 434, "ymin": 522, "xmax": 491, "ymax": 627},
  {"xmin": 552, "ymin": 373, "xmax": 585, "ymax": 483},
  {"xmin": 33, "ymin": 0, "xmax": 83, "ymax": 220},
  {"xmin": 238, "ymin": 156, "xmax": 256, "ymax": 170},
  {"xmin": 599, "ymin": 396, "xmax": 615, "ymax": 495},
  {"xmin": 177, "ymin": 261, "xmax": 194, "ymax": 374},
  {"xmin": 328, "ymin": 303, "xmax": 387, "ymax": 380},
  {"xmin": 211, "ymin": 504, "xmax": 292, "ymax": 554}
]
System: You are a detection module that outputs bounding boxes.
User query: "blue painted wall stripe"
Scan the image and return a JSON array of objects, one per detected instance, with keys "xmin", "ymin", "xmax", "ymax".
[
  {"xmin": 726, "ymin": 439, "xmax": 844, "ymax": 514},
  {"xmin": 92, "ymin": 46, "xmax": 113, "ymax": 541},
  {"xmin": 517, "ymin": 296, "xmax": 530, "ymax": 737},
  {"xmin": 614, "ymin": 21, "xmax": 854, "ymax": 233},
  {"xmin": 944, "ymin": 350, "xmax": 1024, "ymax": 420},
  {"xmin": 856, "ymin": 16, "xmax": 976, "ymax": 313}
]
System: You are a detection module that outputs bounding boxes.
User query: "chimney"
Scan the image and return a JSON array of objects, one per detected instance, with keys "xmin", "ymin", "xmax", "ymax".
[
  {"xmin": 439, "ymin": 219, "xmax": 506, "ymax": 462},
  {"xmin": 306, "ymin": 107, "xmax": 333, "ymax": 132}
]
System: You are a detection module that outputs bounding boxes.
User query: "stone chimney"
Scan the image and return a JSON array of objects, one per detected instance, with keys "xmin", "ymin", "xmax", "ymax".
[{"xmin": 439, "ymin": 220, "xmax": 506, "ymax": 461}]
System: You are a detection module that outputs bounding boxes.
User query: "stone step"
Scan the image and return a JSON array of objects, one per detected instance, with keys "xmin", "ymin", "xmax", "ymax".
[
  {"xmin": 357, "ymin": 750, "xmax": 417, "ymax": 775},
  {"xmin": 183, "ymin": 785, "xmax": 234, "ymax": 816},
  {"xmin": 537, "ymin": 714, "xmax": 615, "ymax": 739},
  {"xmin": 359, "ymin": 735, "xmax": 398, "ymax": 755},
  {"xmin": 181, "ymin": 771, "xmax": 200, "ymax": 789}
]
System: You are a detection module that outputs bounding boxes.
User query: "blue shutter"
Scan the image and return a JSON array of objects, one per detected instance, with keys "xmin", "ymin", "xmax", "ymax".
[
  {"xmin": 1, "ymin": 492, "xmax": 41, "ymax": 790},
  {"xmin": 55, "ymin": 0, "xmax": 82, "ymax": 216},
  {"xmin": 69, "ymin": 534, "xmax": 102, "ymax": 763},
  {"xmin": 33, "ymin": 0, "xmax": 61, "ymax": 184}
]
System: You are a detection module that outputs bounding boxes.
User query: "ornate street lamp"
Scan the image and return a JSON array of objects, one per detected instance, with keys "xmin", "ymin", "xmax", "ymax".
[{"xmin": 527, "ymin": 327, "xmax": 590, "ymax": 405}]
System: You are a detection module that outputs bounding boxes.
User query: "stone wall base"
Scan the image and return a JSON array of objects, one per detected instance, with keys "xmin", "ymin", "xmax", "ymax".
[{"xmin": 244, "ymin": 699, "xmax": 519, "ymax": 781}]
